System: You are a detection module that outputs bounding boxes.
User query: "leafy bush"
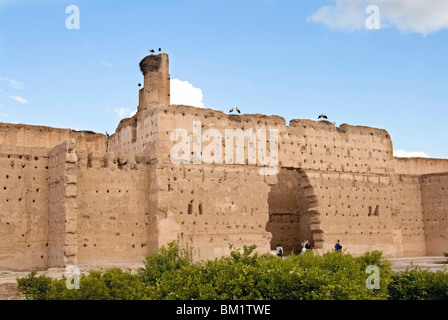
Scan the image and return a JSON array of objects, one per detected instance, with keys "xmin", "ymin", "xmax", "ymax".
[
  {"xmin": 17, "ymin": 271, "xmax": 52, "ymax": 300},
  {"xmin": 19, "ymin": 242, "xmax": 448, "ymax": 300},
  {"xmin": 139, "ymin": 243, "xmax": 392, "ymax": 300},
  {"xmin": 138, "ymin": 241, "xmax": 191, "ymax": 286},
  {"xmin": 388, "ymin": 266, "xmax": 448, "ymax": 300},
  {"xmin": 17, "ymin": 268, "xmax": 147, "ymax": 300}
]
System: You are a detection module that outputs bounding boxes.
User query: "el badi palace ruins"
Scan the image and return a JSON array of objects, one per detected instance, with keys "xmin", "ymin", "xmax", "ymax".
[{"xmin": 1, "ymin": 53, "xmax": 448, "ymax": 271}]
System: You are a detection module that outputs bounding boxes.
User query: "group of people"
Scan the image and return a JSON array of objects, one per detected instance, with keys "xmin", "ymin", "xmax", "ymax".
[
  {"xmin": 276, "ymin": 240, "xmax": 312, "ymax": 258},
  {"xmin": 276, "ymin": 239, "xmax": 343, "ymax": 258}
]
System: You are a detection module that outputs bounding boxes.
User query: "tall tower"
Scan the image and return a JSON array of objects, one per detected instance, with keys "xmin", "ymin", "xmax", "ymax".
[{"xmin": 138, "ymin": 53, "xmax": 170, "ymax": 111}]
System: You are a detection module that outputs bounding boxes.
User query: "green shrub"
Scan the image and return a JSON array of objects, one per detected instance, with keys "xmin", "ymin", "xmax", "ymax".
[
  {"xmin": 388, "ymin": 266, "xmax": 448, "ymax": 300},
  {"xmin": 102, "ymin": 268, "xmax": 147, "ymax": 300},
  {"xmin": 283, "ymin": 250, "xmax": 390, "ymax": 300},
  {"xmin": 24, "ymin": 242, "xmax": 448, "ymax": 300},
  {"xmin": 138, "ymin": 241, "xmax": 191, "ymax": 286},
  {"xmin": 17, "ymin": 268, "xmax": 146, "ymax": 300},
  {"xmin": 140, "ymin": 243, "xmax": 392, "ymax": 300},
  {"xmin": 146, "ymin": 244, "xmax": 262, "ymax": 300},
  {"xmin": 16, "ymin": 271, "xmax": 52, "ymax": 300}
]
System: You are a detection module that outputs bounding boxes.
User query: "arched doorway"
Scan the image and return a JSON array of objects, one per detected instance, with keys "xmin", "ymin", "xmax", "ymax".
[{"xmin": 266, "ymin": 168, "xmax": 314, "ymax": 255}]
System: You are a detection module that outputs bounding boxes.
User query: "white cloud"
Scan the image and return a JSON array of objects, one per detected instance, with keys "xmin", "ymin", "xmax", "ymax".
[
  {"xmin": 101, "ymin": 62, "xmax": 113, "ymax": 67},
  {"xmin": 9, "ymin": 96, "xmax": 29, "ymax": 104},
  {"xmin": 394, "ymin": 149, "xmax": 429, "ymax": 158},
  {"xmin": 308, "ymin": 0, "xmax": 366, "ymax": 31},
  {"xmin": 170, "ymin": 79, "xmax": 204, "ymax": 108},
  {"xmin": 0, "ymin": 77, "xmax": 24, "ymax": 89},
  {"xmin": 308, "ymin": 0, "xmax": 448, "ymax": 35},
  {"xmin": 115, "ymin": 107, "xmax": 136, "ymax": 119}
]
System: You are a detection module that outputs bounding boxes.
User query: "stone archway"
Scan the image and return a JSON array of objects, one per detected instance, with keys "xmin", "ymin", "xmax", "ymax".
[{"xmin": 266, "ymin": 168, "xmax": 315, "ymax": 255}]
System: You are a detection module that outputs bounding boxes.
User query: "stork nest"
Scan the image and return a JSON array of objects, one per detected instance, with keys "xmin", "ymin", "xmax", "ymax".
[{"xmin": 139, "ymin": 54, "xmax": 162, "ymax": 75}]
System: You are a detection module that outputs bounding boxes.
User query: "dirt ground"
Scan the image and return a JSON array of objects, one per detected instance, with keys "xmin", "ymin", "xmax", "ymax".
[
  {"xmin": 1, "ymin": 257, "xmax": 447, "ymax": 300},
  {"xmin": 387, "ymin": 256, "xmax": 448, "ymax": 273}
]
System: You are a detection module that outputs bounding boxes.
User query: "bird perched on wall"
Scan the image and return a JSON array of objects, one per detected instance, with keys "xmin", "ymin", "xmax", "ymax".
[
  {"xmin": 229, "ymin": 108, "xmax": 234, "ymax": 113},
  {"xmin": 158, "ymin": 48, "xmax": 162, "ymax": 52},
  {"xmin": 318, "ymin": 114, "xmax": 328, "ymax": 120},
  {"xmin": 236, "ymin": 107, "xmax": 241, "ymax": 114},
  {"xmin": 149, "ymin": 49, "xmax": 155, "ymax": 53}
]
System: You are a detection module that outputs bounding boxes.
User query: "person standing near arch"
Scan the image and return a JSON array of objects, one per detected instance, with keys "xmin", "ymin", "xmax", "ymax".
[
  {"xmin": 277, "ymin": 244, "xmax": 284, "ymax": 258},
  {"xmin": 334, "ymin": 240, "xmax": 342, "ymax": 252}
]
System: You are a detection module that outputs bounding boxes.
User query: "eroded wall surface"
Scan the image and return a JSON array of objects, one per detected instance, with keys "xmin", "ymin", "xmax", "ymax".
[
  {"xmin": 277, "ymin": 120, "xmax": 398, "ymax": 256},
  {"xmin": 75, "ymin": 150, "xmax": 153, "ymax": 265},
  {"xmin": 144, "ymin": 106, "xmax": 426, "ymax": 258},
  {"xmin": 1, "ymin": 103, "xmax": 448, "ymax": 270},
  {"xmin": 0, "ymin": 124, "xmax": 108, "ymax": 270},
  {"xmin": 391, "ymin": 174, "xmax": 426, "ymax": 256},
  {"xmin": 148, "ymin": 106, "xmax": 448, "ymax": 258},
  {"xmin": 0, "ymin": 145, "xmax": 50, "ymax": 269},
  {"xmin": 154, "ymin": 106, "xmax": 280, "ymax": 259},
  {"xmin": 422, "ymin": 173, "xmax": 448, "ymax": 255}
]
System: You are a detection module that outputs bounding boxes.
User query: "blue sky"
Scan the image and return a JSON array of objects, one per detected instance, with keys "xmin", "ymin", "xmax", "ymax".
[{"xmin": 0, "ymin": 0, "xmax": 447, "ymax": 158}]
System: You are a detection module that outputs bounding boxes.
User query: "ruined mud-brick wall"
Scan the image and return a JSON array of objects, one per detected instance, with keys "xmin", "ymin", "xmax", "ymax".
[
  {"xmin": 48, "ymin": 139, "xmax": 79, "ymax": 267},
  {"xmin": 421, "ymin": 173, "xmax": 448, "ymax": 255},
  {"xmin": 156, "ymin": 107, "xmax": 284, "ymax": 259},
  {"xmin": 392, "ymin": 157, "xmax": 448, "ymax": 256},
  {"xmin": 107, "ymin": 107, "xmax": 160, "ymax": 253},
  {"xmin": 0, "ymin": 123, "xmax": 107, "ymax": 270},
  {"xmin": 3, "ymin": 102, "xmax": 448, "ymax": 270},
  {"xmin": 111, "ymin": 105, "xmax": 406, "ymax": 258},
  {"xmin": 0, "ymin": 123, "xmax": 106, "ymax": 153},
  {"xmin": 275, "ymin": 119, "xmax": 448, "ymax": 257},
  {"xmin": 40, "ymin": 138, "xmax": 152, "ymax": 269},
  {"xmin": 0, "ymin": 121, "xmax": 154, "ymax": 270},
  {"xmin": 390, "ymin": 174, "xmax": 426, "ymax": 256},
  {"xmin": 0, "ymin": 145, "xmax": 51, "ymax": 269},
  {"xmin": 276, "ymin": 120, "xmax": 401, "ymax": 256},
  {"xmin": 394, "ymin": 157, "xmax": 448, "ymax": 175},
  {"xmin": 110, "ymin": 104, "xmax": 448, "ymax": 259},
  {"xmin": 46, "ymin": 140, "xmax": 153, "ymax": 268},
  {"xmin": 108, "ymin": 105, "xmax": 278, "ymax": 259},
  {"xmin": 74, "ymin": 149, "xmax": 151, "ymax": 265}
]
